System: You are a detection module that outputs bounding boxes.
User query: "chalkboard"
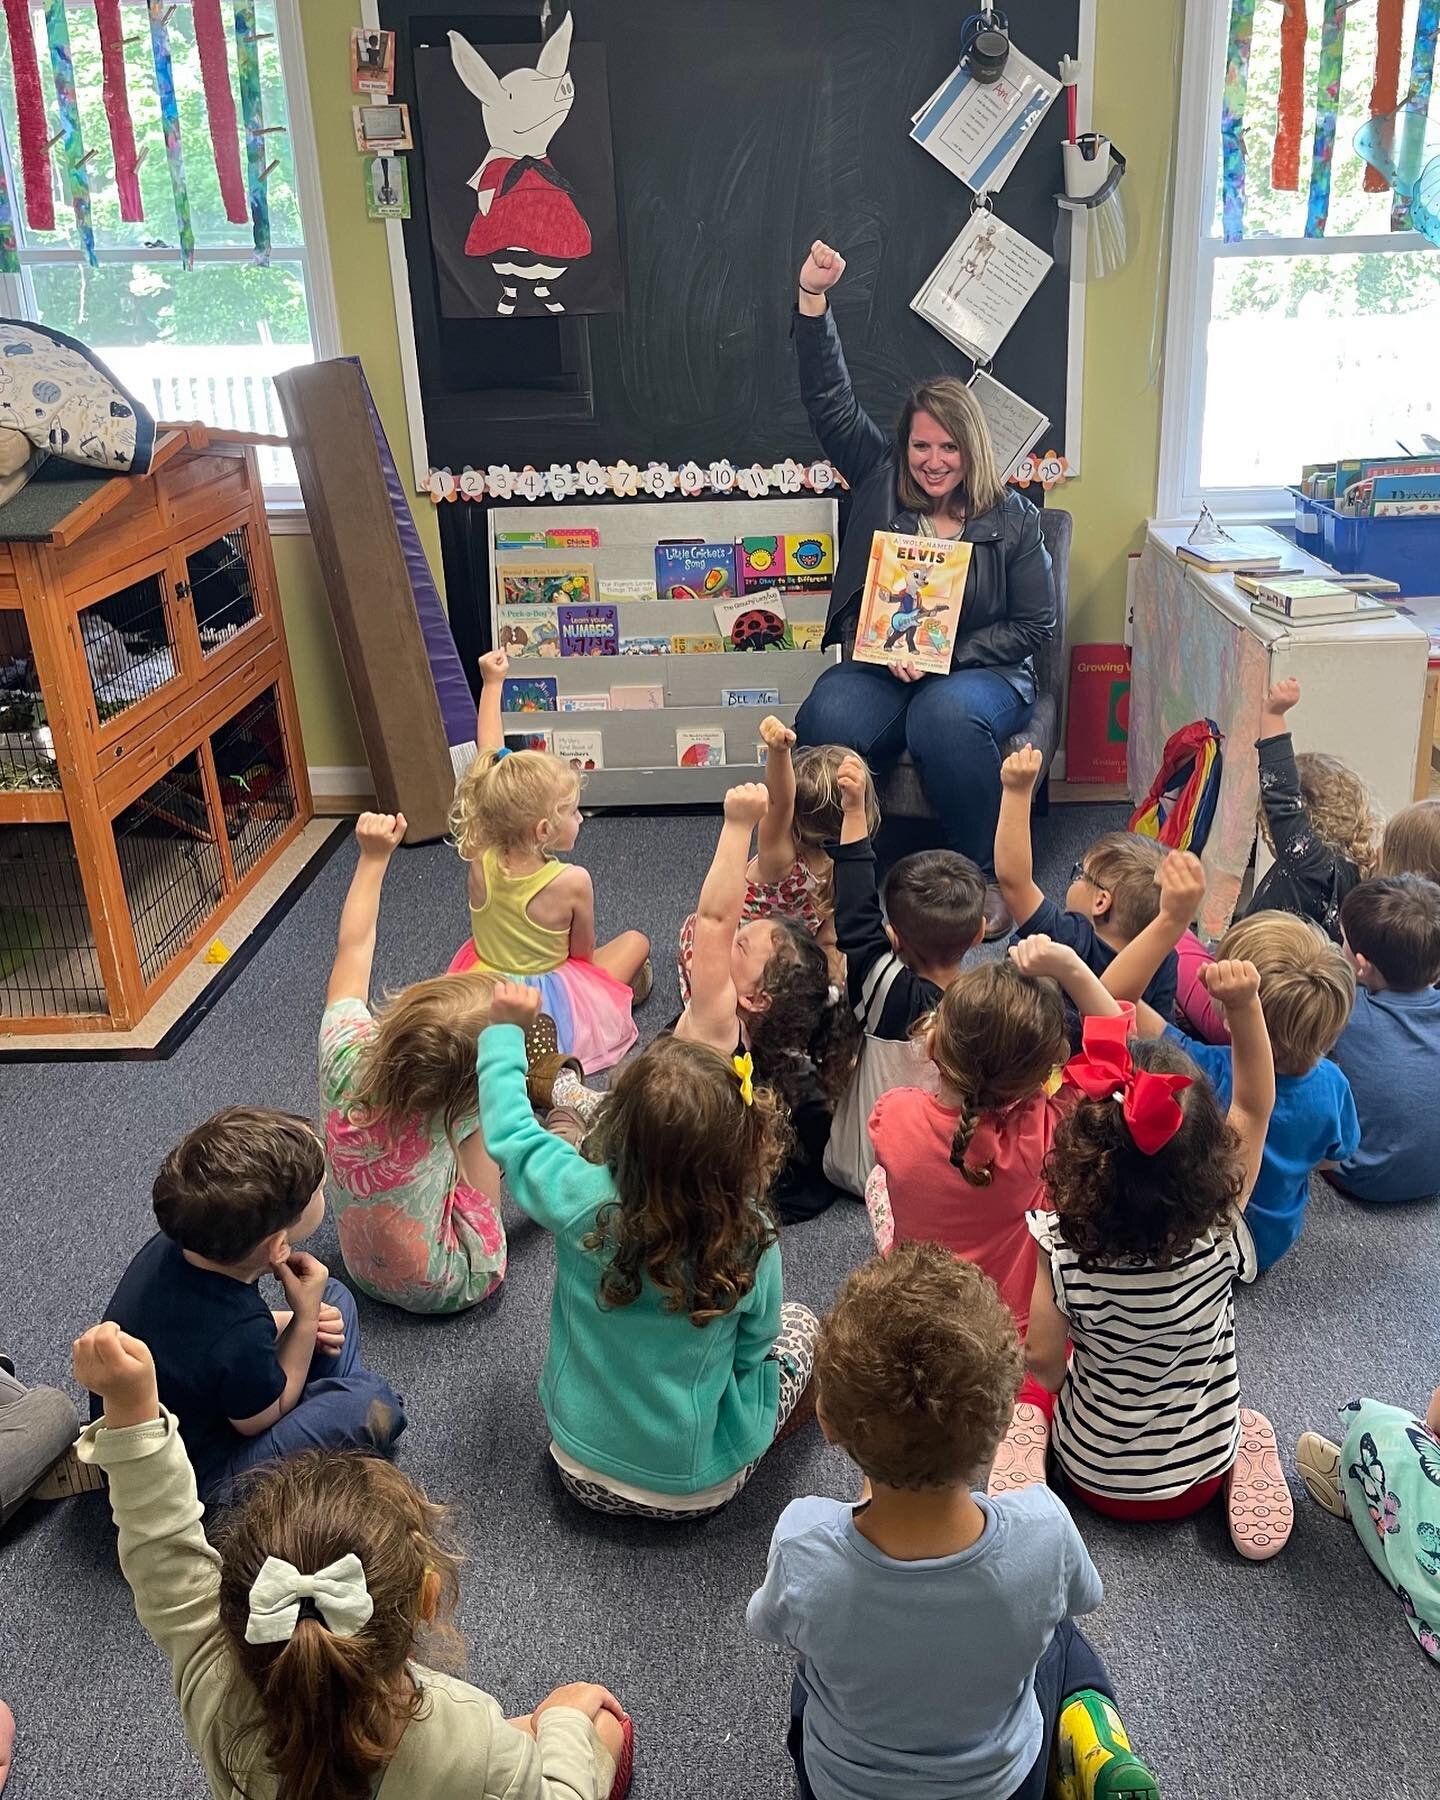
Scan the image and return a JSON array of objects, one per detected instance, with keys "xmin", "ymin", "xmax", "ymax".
[{"xmin": 381, "ymin": 0, "xmax": 1081, "ymax": 665}]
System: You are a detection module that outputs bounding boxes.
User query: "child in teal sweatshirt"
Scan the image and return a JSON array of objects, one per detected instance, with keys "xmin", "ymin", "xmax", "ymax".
[{"xmin": 479, "ymin": 981, "xmax": 818, "ymax": 1519}]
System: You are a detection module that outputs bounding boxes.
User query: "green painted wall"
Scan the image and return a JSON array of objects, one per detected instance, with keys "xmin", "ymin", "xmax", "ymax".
[{"xmin": 274, "ymin": 0, "xmax": 1184, "ymax": 773}]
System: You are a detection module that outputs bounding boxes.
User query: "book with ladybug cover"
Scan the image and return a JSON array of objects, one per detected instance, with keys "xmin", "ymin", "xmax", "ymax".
[
  {"xmin": 654, "ymin": 542, "xmax": 739, "ymax": 599},
  {"xmin": 712, "ymin": 590, "xmax": 793, "ymax": 652},
  {"xmin": 736, "ymin": 534, "xmax": 787, "ymax": 593}
]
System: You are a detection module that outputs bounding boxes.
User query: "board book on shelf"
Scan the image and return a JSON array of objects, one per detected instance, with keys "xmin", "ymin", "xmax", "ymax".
[
  {"xmin": 1250, "ymin": 594, "xmax": 1396, "ymax": 628},
  {"xmin": 611, "ymin": 683, "xmax": 664, "ymax": 709},
  {"xmin": 501, "ymin": 675, "xmax": 558, "ymax": 711},
  {"xmin": 559, "ymin": 693, "xmax": 610, "ymax": 711},
  {"xmin": 498, "ymin": 563, "xmax": 596, "ymax": 607},
  {"xmin": 558, "ymin": 604, "xmax": 619, "ymax": 656},
  {"xmin": 655, "ymin": 542, "xmax": 738, "ymax": 598},
  {"xmin": 713, "ymin": 591, "xmax": 791, "ymax": 651},
  {"xmin": 498, "ymin": 605, "xmax": 560, "ymax": 656},
  {"xmin": 852, "ymin": 533, "xmax": 972, "ymax": 675},
  {"xmin": 504, "ymin": 729, "xmax": 552, "ymax": 752},
  {"xmin": 554, "ymin": 729, "xmax": 604, "ymax": 770},
  {"xmin": 677, "ymin": 728, "xmax": 726, "ymax": 767}
]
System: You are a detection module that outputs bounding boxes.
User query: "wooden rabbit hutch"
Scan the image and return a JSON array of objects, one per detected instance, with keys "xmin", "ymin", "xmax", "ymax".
[{"xmin": 0, "ymin": 425, "xmax": 311, "ymax": 1035}]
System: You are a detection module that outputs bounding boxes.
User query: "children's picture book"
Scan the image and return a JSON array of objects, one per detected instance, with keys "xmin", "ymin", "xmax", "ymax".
[
  {"xmin": 736, "ymin": 535, "xmax": 787, "ymax": 593},
  {"xmin": 672, "ymin": 633, "xmax": 724, "ymax": 654},
  {"xmin": 910, "ymin": 212, "xmax": 1052, "ymax": 363},
  {"xmin": 1371, "ymin": 473, "xmax": 1440, "ymax": 516},
  {"xmin": 503, "ymin": 730, "xmax": 552, "ymax": 753},
  {"xmin": 559, "ymin": 693, "xmax": 610, "ymax": 711},
  {"xmin": 853, "ymin": 534, "xmax": 972, "ymax": 676},
  {"xmin": 599, "ymin": 576, "xmax": 659, "ymax": 600},
  {"xmin": 790, "ymin": 620, "xmax": 827, "ymax": 650},
  {"xmin": 610, "ymin": 683, "xmax": 665, "ymax": 709},
  {"xmin": 554, "ymin": 729, "xmax": 604, "ymax": 770},
  {"xmin": 713, "ymin": 590, "xmax": 791, "ymax": 652},
  {"xmin": 722, "ymin": 687, "xmax": 781, "ymax": 707},
  {"xmin": 501, "ymin": 676, "xmax": 558, "ymax": 712},
  {"xmin": 1174, "ymin": 527, "xmax": 1289, "ymax": 573},
  {"xmin": 558, "ymin": 603, "xmax": 620, "ymax": 656},
  {"xmin": 546, "ymin": 526, "xmax": 601, "ymax": 548},
  {"xmin": 1246, "ymin": 575, "xmax": 1356, "ymax": 617},
  {"xmin": 620, "ymin": 635, "xmax": 671, "ymax": 656},
  {"xmin": 655, "ymin": 542, "xmax": 739, "ymax": 598},
  {"xmin": 499, "ymin": 563, "xmax": 597, "ymax": 607},
  {"xmin": 495, "ymin": 530, "xmax": 549, "ymax": 551},
  {"xmin": 783, "ymin": 532, "xmax": 835, "ymax": 591},
  {"xmin": 497, "ymin": 604, "xmax": 561, "ymax": 657},
  {"xmin": 677, "ymin": 728, "xmax": 727, "ymax": 768}
]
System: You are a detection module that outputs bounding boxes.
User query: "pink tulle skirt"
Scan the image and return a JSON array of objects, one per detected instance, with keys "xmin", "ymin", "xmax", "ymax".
[{"xmin": 448, "ymin": 941, "xmax": 637, "ymax": 1073}]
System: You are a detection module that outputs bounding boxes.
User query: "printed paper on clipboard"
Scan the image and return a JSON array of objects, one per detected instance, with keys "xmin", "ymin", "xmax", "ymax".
[
  {"xmin": 910, "ymin": 212, "xmax": 1053, "ymax": 363},
  {"xmin": 911, "ymin": 45, "xmax": 1060, "ymax": 194},
  {"xmin": 967, "ymin": 371, "xmax": 1049, "ymax": 480}
]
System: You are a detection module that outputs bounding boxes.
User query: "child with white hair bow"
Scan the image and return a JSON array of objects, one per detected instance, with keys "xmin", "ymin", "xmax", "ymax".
[{"xmin": 73, "ymin": 1322, "xmax": 634, "ymax": 1800}]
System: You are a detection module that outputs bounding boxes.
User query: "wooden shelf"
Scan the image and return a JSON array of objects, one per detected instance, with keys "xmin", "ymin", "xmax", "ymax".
[{"xmin": 0, "ymin": 787, "xmax": 67, "ymax": 823}]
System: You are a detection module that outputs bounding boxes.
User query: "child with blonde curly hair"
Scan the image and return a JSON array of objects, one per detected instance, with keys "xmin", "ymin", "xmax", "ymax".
[
  {"xmin": 321, "ymin": 812, "xmax": 506, "ymax": 1314},
  {"xmin": 1380, "ymin": 795, "xmax": 1440, "ymax": 885},
  {"xmin": 676, "ymin": 716, "xmax": 879, "ymax": 1001},
  {"xmin": 448, "ymin": 651, "xmax": 649, "ymax": 1071}
]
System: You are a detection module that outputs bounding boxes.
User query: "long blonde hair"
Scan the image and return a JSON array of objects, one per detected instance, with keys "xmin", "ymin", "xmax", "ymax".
[
  {"xmin": 449, "ymin": 748, "xmax": 580, "ymax": 859},
  {"xmin": 789, "ymin": 745, "xmax": 881, "ymax": 912},
  {"xmin": 1259, "ymin": 751, "xmax": 1382, "ymax": 879},
  {"xmin": 895, "ymin": 378, "xmax": 1005, "ymax": 517},
  {"xmin": 345, "ymin": 970, "xmax": 494, "ymax": 1149}
]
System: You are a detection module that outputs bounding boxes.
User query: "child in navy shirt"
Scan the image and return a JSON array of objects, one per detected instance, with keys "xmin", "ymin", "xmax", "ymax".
[
  {"xmin": 1329, "ymin": 876, "xmax": 1440, "ymax": 1203},
  {"xmin": 99, "ymin": 1107, "xmax": 404, "ymax": 1501},
  {"xmin": 995, "ymin": 746, "xmax": 1177, "ymax": 1024},
  {"xmin": 747, "ymin": 1242, "xmax": 1158, "ymax": 1800}
]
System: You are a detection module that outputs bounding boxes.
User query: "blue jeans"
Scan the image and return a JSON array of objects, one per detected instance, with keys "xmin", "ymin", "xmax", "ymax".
[
  {"xmin": 794, "ymin": 662, "xmax": 1033, "ymax": 873},
  {"xmin": 201, "ymin": 1279, "xmax": 405, "ymax": 1502},
  {"xmin": 786, "ymin": 1618, "xmax": 1113, "ymax": 1800}
]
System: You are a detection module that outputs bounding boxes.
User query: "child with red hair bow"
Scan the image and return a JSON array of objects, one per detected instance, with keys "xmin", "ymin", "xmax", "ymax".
[{"xmin": 1018, "ymin": 945, "xmax": 1296, "ymax": 1561}]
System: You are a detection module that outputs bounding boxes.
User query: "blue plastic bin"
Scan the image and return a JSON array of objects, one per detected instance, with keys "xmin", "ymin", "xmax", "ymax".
[{"xmin": 1290, "ymin": 489, "xmax": 1440, "ymax": 595}]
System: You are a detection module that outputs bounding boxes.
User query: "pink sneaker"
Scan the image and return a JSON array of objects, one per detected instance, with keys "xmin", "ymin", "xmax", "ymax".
[
  {"xmin": 1227, "ymin": 1408, "xmax": 1294, "ymax": 1561},
  {"xmin": 987, "ymin": 1401, "xmax": 1050, "ymax": 1497}
]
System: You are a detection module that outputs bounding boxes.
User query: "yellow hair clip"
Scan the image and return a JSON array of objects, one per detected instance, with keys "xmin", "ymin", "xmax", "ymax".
[{"xmin": 731, "ymin": 1050, "xmax": 755, "ymax": 1106}]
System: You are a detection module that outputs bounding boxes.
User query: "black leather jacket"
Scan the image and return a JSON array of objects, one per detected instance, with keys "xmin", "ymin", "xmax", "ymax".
[{"xmin": 794, "ymin": 305, "xmax": 1055, "ymax": 700}]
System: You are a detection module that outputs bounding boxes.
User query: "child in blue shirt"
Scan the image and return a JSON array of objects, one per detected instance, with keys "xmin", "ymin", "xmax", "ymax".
[
  {"xmin": 1329, "ymin": 875, "xmax": 1440, "ymax": 1203},
  {"xmin": 747, "ymin": 1242, "xmax": 1158, "ymax": 1800}
]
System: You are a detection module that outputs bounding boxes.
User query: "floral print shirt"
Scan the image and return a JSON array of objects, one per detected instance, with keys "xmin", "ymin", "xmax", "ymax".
[{"xmin": 319, "ymin": 999, "xmax": 506, "ymax": 1314}]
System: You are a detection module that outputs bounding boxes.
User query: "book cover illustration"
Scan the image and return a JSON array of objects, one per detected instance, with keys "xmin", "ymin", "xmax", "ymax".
[
  {"xmin": 782, "ymin": 532, "xmax": 835, "ymax": 591},
  {"xmin": 504, "ymin": 729, "xmax": 553, "ymax": 753},
  {"xmin": 599, "ymin": 576, "xmax": 659, "ymax": 599},
  {"xmin": 790, "ymin": 620, "xmax": 826, "ymax": 650},
  {"xmin": 554, "ymin": 729, "xmax": 604, "ymax": 770},
  {"xmin": 713, "ymin": 590, "xmax": 792, "ymax": 652},
  {"xmin": 736, "ymin": 535, "xmax": 786, "ymax": 593},
  {"xmin": 655, "ymin": 542, "xmax": 739, "ymax": 598},
  {"xmin": 676, "ymin": 727, "xmax": 726, "ymax": 768},
  {"xmin": 558, "ymin": 603, "xmax": 620, "ymax": 656},
  {"xmin": 619, "ymin": 635, "xmax": 671, "ymax": 656},
  {"xmin": 497, "ymin": 604, "xmax": 561, "ymax": 657},
  {"xmin": 559, "ymin": 693, "xmax": 610, "ymax": 711},
  {"xmin": 672, "ymin": 633, "xmax": 723, "ymax": 654},
  {"xmin": 495, "ymin": 530, "xmax": 548, "ymax": 550},
  {"xmin": 722, "ymin": 687, "xmax": 781, "ymax": 707},
  {"xmin": 853, "ymin": 534, "xmax": 972, "ymax": 676},
  {"xmin": 610, "ymin": 683, "xmax": 664, "ymax": 709},
  {"xmin": 498, "ymin": 562, "xmax": 597, "ymax": 607},
  {"xmin": 501, "ymin": 676, "xmax": 558, "ymax": 712},
  {"xmin": 546, "ymin": 526, "xmax": 601, "ymax": 548}
]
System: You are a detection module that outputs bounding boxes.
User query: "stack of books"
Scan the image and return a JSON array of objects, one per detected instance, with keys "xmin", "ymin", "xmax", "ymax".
[
  {"xmin": 1238, "ymin": 572, "xmax": 1397, "ymax": 628},
  {"xmin": 1175, "ymin": 527, "xmax": 1291, "ymax": 574}
]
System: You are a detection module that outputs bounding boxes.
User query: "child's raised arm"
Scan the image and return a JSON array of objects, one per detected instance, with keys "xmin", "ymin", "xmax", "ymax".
[
  {"xmin": 994, "ymin": 747, "xmax": 1046, "ymax": 926},
  {"xmin": 682, "ymin": 784, "xmax": 769, "ymax": 1053},
  {"xmin": 476, "ymin": 649, "xmax": 509, "ymax": 755},
  {"xmin": 1009, "ymin": 934, "xmax": 1123, "ymax": 1018},
  {"xmin": 326, "ymin": 812, "xmax": 407, "ymax": 1006},
  {"xmin": 755, "ymin": 715, "xmax": 798, "ymax": 885},
  {"xmin": 1200, "ymin": 958, "xmax": 1274, "ymax": 1207},
  {"xmin": 1255, "ymin": 678, "xmax": 1344, "ymax": 895},
  {"xmin": 1103, "ymin": 851, "xmax": 1206, "ymax": 1004}
]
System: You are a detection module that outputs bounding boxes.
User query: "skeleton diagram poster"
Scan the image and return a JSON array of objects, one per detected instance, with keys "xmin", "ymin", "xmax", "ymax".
[{"xmin": 414, "ymin": 19, "xmax": 624, "ymax": 319}]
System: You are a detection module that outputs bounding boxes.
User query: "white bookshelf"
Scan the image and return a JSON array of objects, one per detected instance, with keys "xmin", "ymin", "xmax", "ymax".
[{"xmin": 488, "ymin": 495, "xmax": 841, "ymax": 806}]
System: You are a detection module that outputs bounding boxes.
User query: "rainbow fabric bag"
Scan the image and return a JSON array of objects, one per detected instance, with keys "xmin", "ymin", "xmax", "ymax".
[{"xmin": 1129, "ymin": 718, "xmax": 1224, "ymax": 852}]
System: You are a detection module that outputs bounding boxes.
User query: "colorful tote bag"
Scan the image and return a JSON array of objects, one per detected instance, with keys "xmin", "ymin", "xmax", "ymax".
[{"xmin": 1129, "ymin": 718, "xmax": 1224, "ymax": 853}]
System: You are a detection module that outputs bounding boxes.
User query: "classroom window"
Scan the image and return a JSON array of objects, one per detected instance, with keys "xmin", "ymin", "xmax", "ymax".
[
  {"xmin": 0, "ymin": 0, "xmax": 336, "ymax": 502},
  {"xmin": 1159, "ymin": 0, "xmax": 1440, "ymax": 518}
]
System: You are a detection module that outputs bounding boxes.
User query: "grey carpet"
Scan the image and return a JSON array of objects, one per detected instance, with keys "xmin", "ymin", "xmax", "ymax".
[{"xmin": 1, "ymin": 803, "xmax": 1437, "ymax": 1800}]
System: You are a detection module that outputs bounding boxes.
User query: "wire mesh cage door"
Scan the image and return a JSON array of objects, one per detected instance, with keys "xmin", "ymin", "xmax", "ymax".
[
  {"xmin": 111, "ymin": 751, "xmax": 226, "ymax": 991},
  {"xmin": 72, "ymin": 555, "xmax": 188, "ymax": 744},
  {"xmin": 0, "ymin": 611, "xmax": 62, "ymax": 798},
  {"xmin": 183, "ymin": 522, "xmax": 265, "ymax": 663},
  {"xmin": 209, "ymin": 683, "xmax": 300, "ymax": 884},
  {"xmin": 0, "ymin": 822, "xmax": 108, "ymax": 1020}
]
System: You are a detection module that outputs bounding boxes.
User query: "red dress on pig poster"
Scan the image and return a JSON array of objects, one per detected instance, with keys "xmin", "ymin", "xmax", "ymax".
[{"xmin": 465, "ymin": 154, "xmax": 591, "ymax": 259}]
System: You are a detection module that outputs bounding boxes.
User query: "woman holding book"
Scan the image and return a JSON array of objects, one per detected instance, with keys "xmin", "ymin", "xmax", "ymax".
[{"xmin": 791, "ymin": 239, "xmax": 1055, "ymax": 936}]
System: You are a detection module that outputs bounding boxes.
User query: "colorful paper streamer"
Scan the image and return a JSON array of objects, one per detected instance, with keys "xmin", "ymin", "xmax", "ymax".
[
  {"xmin": 1305, "ymin": 0, "xmax": 1349, "ymax": 237},
  {"xmin": 0, "ymin": 159, "xmax": 19, "ymax": 275},
  {"xmin": 233, "ymin": 4, "xmax": 272, "ymax": 264},
  {"xmin": 2, "ymin": 0, "xmax": 55, "ymax": 231},
  {"xmin": 1395, "ymin": 0, "xmax": 1440, "ymax": 228},
  {"xmin": 1220, "ymin": 0, "xmax": 1257, "ymax": 243},
  {"xmin": 43, "ymin": 0, "xmax": 97, "ymax": 267},
  {"xmin": 148, "ymin": 0, "xmax": 195, "ymax": 269},
  {"xmin": 194, "ymin": 0, "xmax": 248, "ymax": 226},
  {"xmin": 94, "ymin": 0, "xmax": 144, "ymax": 222},
  {"xmin": 1271, "ymin": 0, "xmax": 1308, "ymax": 192},
  {"xmin": 1367, "ymin": 0, "xmax": 1406, "ymax": 192}
]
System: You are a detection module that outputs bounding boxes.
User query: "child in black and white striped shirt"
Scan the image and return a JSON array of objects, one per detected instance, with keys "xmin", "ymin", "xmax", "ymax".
[{"xmin": 1021, "ymin": 944, "xmax": 1297, "ymax": 1563}]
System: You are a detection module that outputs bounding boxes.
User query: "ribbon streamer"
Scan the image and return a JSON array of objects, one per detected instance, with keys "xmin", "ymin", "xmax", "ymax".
[
  {"xmin": 1271, "ymin": 0, "xmax": 1307, "ymax": 192},
  {"xmin": 2, "ymin": 0, "xmax": 55, "ymax": 231},
  {"xmin": 0, "ymin": 159, "xmax": 19, "ymax": 275},
  {"xmin": 233, "ymin": 4, "xmax": 273, "ymax": 264},
  {"xmin": 193, "ymin": 0, "xmax": 248, "ymax": 226},
  {"xmin": 43, "ymin": 0, "xmax": 97, "ymax": 267},
  {"xmin": 1219, "ymin": 0, "xmax": 1257, "ymax": 243},
  {"xmin": 1305, "ymin": 0, "xmax": 1348, "ymax": 236},
  {"xmin": 148, "ymin": 0, "xmax": 195, "ymax": 268},
  {"xmin": 95, "ymin": 0, "xmax": 144, "ymax": 221},
  {"xmin": 1395, "ymin": 0, "xmax": 1439, "ymax": 227},
  {"xmin": 1367, "ymin": 0, "xmax": 1406, "ymax": 192}
]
